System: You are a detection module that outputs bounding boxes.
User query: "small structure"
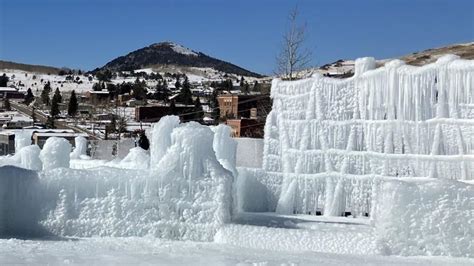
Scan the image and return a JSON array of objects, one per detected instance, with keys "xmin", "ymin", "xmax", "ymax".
[
  {"xmin": 0, "ymin": 87, "xmax": 25, "ymax": 100},
  {"xmin": 86, "ymin": 90, "xmax": 110, "ymax": 106},
  {"xmin": 31, "ymin": 130, "xmax": 88, "ymax": 149},
  {"xmin": 225, "ymin": 118, "xmax": 264, "ymax": 138},
  {"xmin": 217, "ymin": 94, "xmax": 271, "ymax": 119},
  {"xmin": 0, "ymin": 131, "xmax": 15, "ymax": 155}
]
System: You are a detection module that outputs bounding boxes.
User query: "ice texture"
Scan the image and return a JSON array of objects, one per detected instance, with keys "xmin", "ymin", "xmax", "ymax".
[
  {"xmin": 150, "ymin": 115, "xmax": 180, "ymax": 168},
  {"xmin": 39, "ymin": 137, "xmax": 72, "ymax": 170},
  {"xmin": 70, "ymin": 136, "xmax": 88, "ymax": 159},
  {"xmin": 374, "ymin": 179, "xmax": 474, "ymax": 257},
  {"xmin": 112, "ymin": 146, "xmax": 150, "ymax": 169},
  {"xmin": 263, "ymin": 55, "xmax": 474, "ymax": 216},
  {"xmin": 212, "ymin": 124, "xmax": 237, "ymax": 177},
  {"xmin": 18, "ymin": 145, "xmax": 42, "ymax": 171},
  {"xmin": 15, "ymin": 130, "xmax": 31, "ymax": 153}
]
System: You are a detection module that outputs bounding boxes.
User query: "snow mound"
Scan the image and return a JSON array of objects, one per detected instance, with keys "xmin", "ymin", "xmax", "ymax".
[
  {"xmin": 39, "ymin": 137, "xmax": 71, "ymax": 170},
  {"xmin": 110, "ymin": 147, "xmax": 150, "ymax": 169},
  {"xmin": 375, "ymin": 179, "xmax": 474, "ymax": 257}
]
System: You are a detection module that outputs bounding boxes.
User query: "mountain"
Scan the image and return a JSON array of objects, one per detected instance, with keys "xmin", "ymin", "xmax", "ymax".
[
  {"xmin": 0, "ymin": 60, "xmax": 64, "ymax": 75},
  {"xmin": 94, "ymin": 42, "xmax": 263, "ymax": 78}
]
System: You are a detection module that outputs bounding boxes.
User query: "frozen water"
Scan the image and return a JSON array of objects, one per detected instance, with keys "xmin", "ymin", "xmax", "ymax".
[
  {"xmin": 212, "ymin": 124, "xmax": 237, "ymax": 177},
  {"xmin": 150, "ymin": 115, "xmax": 180, "ymax": 168},
  {"xmin": 18, "ymin": 145, "xmax": 42, "ymax": 171},
  {"xmin": 39, "ymin": 137, "xmax": 71, "ymax": 170},
  {"xmin": 264, "ymin": 55, "xmax": 474, "ymax": 216},
  {"xmin": 14, "ymin": 130, "xmax": 32, "ymax": 154},
  {"xmin": 70, "ymin": 136, "xmax": 88, "ymax": 160},
  {"xmin": 110, "ymin": 146, "xmax": 150, "ymax": 169},
  {"xmin": 374, "ymin": 179, "xmax": 473, "ymax": 257}
]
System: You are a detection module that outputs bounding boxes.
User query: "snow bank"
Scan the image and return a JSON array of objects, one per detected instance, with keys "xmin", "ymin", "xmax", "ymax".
[
  {"xmin": 375, "ymin": 179, "xmax": 474, "ymax": 257},
  {"xmin": 0, "ymin": 166, "xmax": 41, "ymax": 237},
  {"xmin": 39, "ymin": 137, "xmax": 71, "ymax": 170}
]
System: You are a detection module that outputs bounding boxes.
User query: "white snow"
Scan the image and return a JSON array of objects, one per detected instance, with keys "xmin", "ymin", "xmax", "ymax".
[{"xmin": 170, "ymin": 43, "xmax": 198, "ymax": 56}]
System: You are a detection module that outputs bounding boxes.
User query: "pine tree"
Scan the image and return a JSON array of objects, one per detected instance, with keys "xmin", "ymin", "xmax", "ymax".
[
  {"xmin": 193, "ymin": 96, "xmax": 204, "ymax": 122},
  {"xmin": 0, "ymin": 73, "xmax": 9, "ymax": 87},
  {"xmin": 68, "ymin": 90, "xmax": 78, "ymax": 117},
  {"xmin": 137, "ymin": 132, "xmax": 150, "ymax": 150},
  {"xmin": 41, "ymin": 82, "xmax": 52, "ymax": 106},
  {"xmin": 4, "ymin": 98, "xmax": 10, "ymax": 111},
  {"xmin": 53, "ymin": 88, "xmax": 62, "ymax": 103},
  {"xmin": 178, "ymin": 76, "xmax": 193, "ymax": 105},
  {"xmin": 24, "ymin": 88, "xmax": 34, "ymax": 105},
  {"xmin": 50, "ymin": 94, "xmax": 60, "ymax": 118}
]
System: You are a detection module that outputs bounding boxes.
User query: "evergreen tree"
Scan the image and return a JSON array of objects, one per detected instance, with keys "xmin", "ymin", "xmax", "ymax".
[
  {"xmin": 53, "ymin": 88, "xmax": 62, "ymax": 103},
  {"xmin": 24, "ymin": 88, "xmax": 34, "ymax": 105},
  {"xmin": 0, "ymin": 73, "xmax": 9, "ymax": 87},
  {"xmin": 41, "ymin": 82, "xmax": 52, "ymax": 106},
  {"xmin": 193, "ymin": 96, "xmax": 204, "ymax": 122},
  {"xmin": 132, "ymin": 78, "xmax": 147, "ymax": 100},
  {"xmin": 50, "ymin": 94, "xmax": 60, "ymax": 118},
  {"xmin": 68, "ymin": 90, "xmax": 78, "ymax": 117},
  {"xmin": 178, "ymin": 76, "xmax": 193, "ymax": 105},
  {"xmin": 243, "ymin": 82, "xmax": 250, "ymax": 94},
  {"xmin": 137, "ymin": 132, "xmax": 150, "ymax": 150},
  {"xmin": 4, "ymin": 98, "xmax": 10, "ymax": 111}
]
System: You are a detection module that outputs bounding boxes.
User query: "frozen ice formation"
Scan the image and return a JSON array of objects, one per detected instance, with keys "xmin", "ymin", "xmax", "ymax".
[
  {"xmin": 39, "ymin": 137, "xmax": 72, "ymax": 170},
  {"xmin": 375, "ymin": 179, "xmax": 473, "ymax": 257},
  {"xmin": 115, "ymin": 146, "xmax": 150, "ymax": 169},
  {"xmin": 150, "ymin": 115, "xmax": 180, "ymax": 168},
  {"xmin": 14, "ymin": 130, "xmax": 31, "ymax": 153},
  {"xmin": 18, "ymin": 145, "xmax": 42, "ymax": 171},
  {"xmin": 262, "ymin": 55, "xmax": 474, "ymax": 216},
  {"xmin": 212, "ymin": 124, "xmax": 237, "ymax": 177},
  {"xmin": 70, "ymin": 136, "xmax": 88, "ymax": 159}
]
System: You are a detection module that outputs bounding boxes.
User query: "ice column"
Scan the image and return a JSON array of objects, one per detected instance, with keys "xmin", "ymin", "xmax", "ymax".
[
  {"xmin": 212, "ymin": 124, "xmax": 237, "ymax": 177},
  {"xmin": 18, "ymin": 145, "xmax": 42, "ymax": 171},
  {"xmin": 15, "ymin": 131, "xmax": 31, "ymax": 153},
  {"xmin": 70, "ymin": 136, "xmax": 88, "ymax": 159},
  {"xmin": 39, "ymin": 137, "xmax": 72, "ymax": 170},
  {"xmin": 150, "ymin": 115, "xmax": 180, "ymax": 168}
]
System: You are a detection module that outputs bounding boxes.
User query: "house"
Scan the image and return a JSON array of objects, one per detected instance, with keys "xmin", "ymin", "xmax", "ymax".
[
  {"xmin": 86, "ymin": 90, "xmax": 110, "ymax": 106},
  {"xmin": 225, "ymin": 118, "xmax": 265, "ymax": 138},
  {"xmin": 217, "ymin": 94, "xmax": 271, "ymax": 119},
  {"xmin": 32, "ymin": 130, "xmax": 88, "ymax": 148},
  {"xmin": 0, "ymin": 131, "xmax": 15, "ymax": 155},
  {"xmin": 0, "ymin": 87, "xmax": 25, "ymax": 100},
  {"xmin": 135, "ymin": 104, "xmax": 194, "ymax": 122}
]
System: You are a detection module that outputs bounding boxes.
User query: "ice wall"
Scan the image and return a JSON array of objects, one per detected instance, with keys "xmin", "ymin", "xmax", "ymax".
[
  {"xmin": 374, "ymin": 179, "xmax": 473, "ymax": 257},
  {"xmin": 212, "ymin": 124, "xmax": 237, "ymax": 177},
  {"xmin": 39, "ymin": 137, "xmax": 72, "ymax": 170},
  {"xmin": 263, "ymin": 55, "xmax": 474, "ymax": 215}
]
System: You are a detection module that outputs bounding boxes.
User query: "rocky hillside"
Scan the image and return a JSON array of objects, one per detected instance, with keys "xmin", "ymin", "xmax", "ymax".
[{"xmin": 93, "ymin": 42, "xmax": 263, "ymax": 78}]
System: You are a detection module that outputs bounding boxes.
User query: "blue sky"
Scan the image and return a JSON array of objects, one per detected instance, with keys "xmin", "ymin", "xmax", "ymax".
[{"xmin": 0, "ymin": 0, "xmax": 473, "ymax": 75}]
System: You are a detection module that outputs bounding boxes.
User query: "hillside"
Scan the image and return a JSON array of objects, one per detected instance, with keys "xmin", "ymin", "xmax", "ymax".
[
  {"xmin": 94, "ymin": 42, "xmax": 263, "ymax": 78},
  {"xmin": 0, "ymin": 60, "xmax": 63, "ymax": 75}
]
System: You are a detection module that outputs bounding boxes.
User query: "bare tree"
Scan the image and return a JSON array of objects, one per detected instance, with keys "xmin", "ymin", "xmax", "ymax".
[{"xmin": 276, "ymin": 6, "xmax": 313, "ymax": 80}]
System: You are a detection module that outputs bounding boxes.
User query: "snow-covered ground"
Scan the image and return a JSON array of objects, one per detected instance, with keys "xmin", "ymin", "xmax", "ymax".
[{"xmin": 1, "ymin": 238, "xmax": 471, "ymax": 266}]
